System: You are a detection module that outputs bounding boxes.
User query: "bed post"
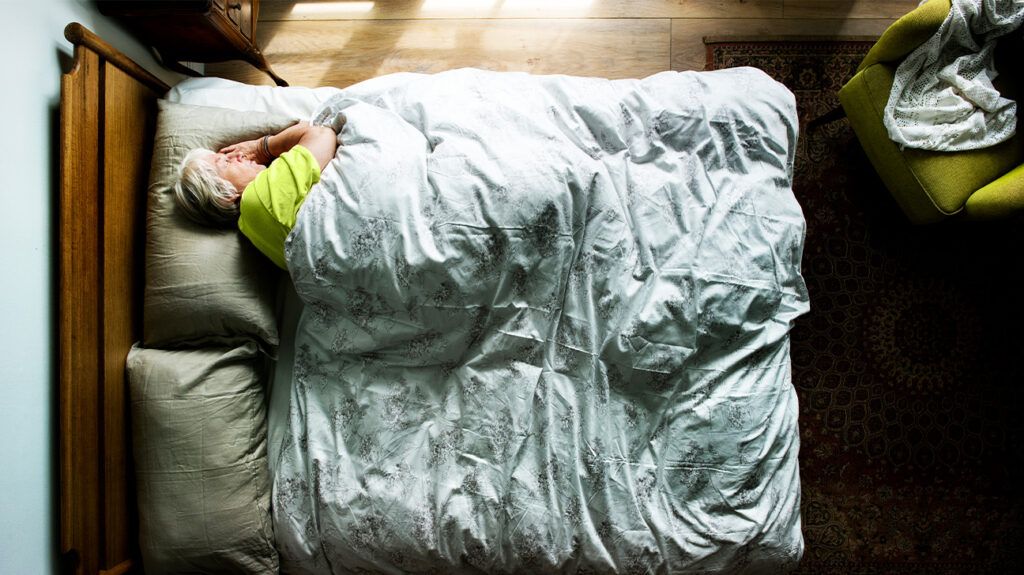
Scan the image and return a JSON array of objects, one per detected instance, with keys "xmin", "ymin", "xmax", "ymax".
[{"xmin": 59, "ymin": 23, "xmax": 169, "ymax": 575}]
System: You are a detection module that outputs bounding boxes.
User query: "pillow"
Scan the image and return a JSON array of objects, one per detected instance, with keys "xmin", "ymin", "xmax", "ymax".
[
  {"xmin": 127, "ymin": 343, "xmax": 278, "ymax": 574},
  {"xmin": 144, "ymin": 100, "xmax": 298, "ymax": 349}
]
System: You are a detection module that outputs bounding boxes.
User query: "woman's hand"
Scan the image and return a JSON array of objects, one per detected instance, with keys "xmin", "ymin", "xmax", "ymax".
[
  {"xmin": 219, "ymin": 139, "xmax": 271, "ymax": 165},
  {"xmin": 220, "ymin": 121, "xmax": 335, "ymax": 170}
]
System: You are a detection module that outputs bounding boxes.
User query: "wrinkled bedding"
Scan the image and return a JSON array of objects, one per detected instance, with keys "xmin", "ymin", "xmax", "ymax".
[{"xmin": 275, "ymin": 67, "xmax": 809, "ymax": 574}]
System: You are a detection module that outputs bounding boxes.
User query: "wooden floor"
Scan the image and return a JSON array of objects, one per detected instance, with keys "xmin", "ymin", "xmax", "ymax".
[{"xmin": 209, "ymin": 0, "xmax": 919, "ymax": 88}]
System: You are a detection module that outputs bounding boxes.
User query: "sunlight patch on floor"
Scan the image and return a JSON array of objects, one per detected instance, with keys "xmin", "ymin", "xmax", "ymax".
[
  {"xmin": 420, "ymin": 0, "xmax": 595, "ymax": 17},
  {"xmin": 290, "ymin": 1, "xmax": 377, "ymax": 17}
]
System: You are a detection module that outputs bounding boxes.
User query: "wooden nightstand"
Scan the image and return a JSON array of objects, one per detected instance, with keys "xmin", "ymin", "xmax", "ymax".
[{"xmin": 98, "ymin": 0, "xmax": 287, "ymax": 86}]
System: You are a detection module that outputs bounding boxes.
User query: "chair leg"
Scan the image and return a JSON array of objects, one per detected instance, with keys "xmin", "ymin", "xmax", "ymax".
[{"xmin": 807, "ymin": 105, "xmax": 847, "ymax": 131}]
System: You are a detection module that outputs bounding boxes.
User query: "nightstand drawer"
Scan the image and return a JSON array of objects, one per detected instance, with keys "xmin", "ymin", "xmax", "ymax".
[
  {"xmin": 224, "ymin": 0, "xmax": 253, "ymax": 40},
  {"xmin": 241, "ymin": 0, "xmax": 254, "ymax": 40},
  {"xmin": 225, "ymin": 1, "xmax": 240, "ymax": 24}
]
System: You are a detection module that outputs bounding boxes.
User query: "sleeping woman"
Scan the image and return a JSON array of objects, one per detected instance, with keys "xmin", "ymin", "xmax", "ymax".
[{"xmin": 173, "ymin": 120, "xmax": 340, "ymax": 269}]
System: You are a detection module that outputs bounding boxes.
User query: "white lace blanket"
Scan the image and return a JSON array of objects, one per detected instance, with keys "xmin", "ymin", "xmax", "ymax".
[{"xmin": 884, "ymin": 0, "xmax": 1024, "ymax": 151}]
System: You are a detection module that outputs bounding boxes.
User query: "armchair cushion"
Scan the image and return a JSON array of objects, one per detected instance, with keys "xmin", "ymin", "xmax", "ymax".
[{"xmin": 966, "ymin": 163, "xmax": 1024, "ymax": 219}]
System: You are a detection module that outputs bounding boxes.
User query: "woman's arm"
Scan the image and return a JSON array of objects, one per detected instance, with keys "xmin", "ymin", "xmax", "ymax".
[
  {"xmin": 220, "ymin": 121, "xmax": 338, "ymax": 170},
  {"xmin": 288, "ymin": 125, "xmax": 337, "ymax": 171}
]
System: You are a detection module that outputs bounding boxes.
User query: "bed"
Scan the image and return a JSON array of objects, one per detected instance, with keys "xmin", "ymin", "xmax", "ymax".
[{"xmin": 59, "ymin": 22, "xmax": 809, "ymax": 575}]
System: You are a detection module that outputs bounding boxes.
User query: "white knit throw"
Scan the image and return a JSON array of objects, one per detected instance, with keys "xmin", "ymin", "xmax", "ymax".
[{"xmin": 884, "ymin": 0, "xmax": 1024, "ymax": 151}]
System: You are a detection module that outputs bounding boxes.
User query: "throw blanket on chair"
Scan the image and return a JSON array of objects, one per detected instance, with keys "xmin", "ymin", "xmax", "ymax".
[
  {"xmin": 884, "ymin": 0, "xmax": 1024, "ymax": 151},
  {"xmin": 275, "ymin": 67, "xmax": 809, "ymax": 574}
]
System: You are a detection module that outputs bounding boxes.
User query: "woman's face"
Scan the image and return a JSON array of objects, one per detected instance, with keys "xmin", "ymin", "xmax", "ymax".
[{"xmin": 203, "ymin": 151, "xmax": 265, "ymax": 197}]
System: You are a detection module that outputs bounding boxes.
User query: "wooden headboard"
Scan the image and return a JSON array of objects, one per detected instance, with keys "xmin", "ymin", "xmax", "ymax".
[{"xmin": 59, "ymin": 23, "xmax": 169, "ymax": 575}]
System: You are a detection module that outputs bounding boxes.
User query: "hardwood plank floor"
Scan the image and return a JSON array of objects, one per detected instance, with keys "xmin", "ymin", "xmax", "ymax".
[
  {"xmin": 219, "ymin": 18, "xmax": 671, "ymax": 87},
  {"xmin": 208, "ymin": 0, "xmax": 919, "ymax": 87},
  {"xmin": 259, "ymin": 0, "xmax": 786, "ymax": 21},
  {"xmin": 784, "ymin": 0, "xmax": 920, "ymax": 19}
]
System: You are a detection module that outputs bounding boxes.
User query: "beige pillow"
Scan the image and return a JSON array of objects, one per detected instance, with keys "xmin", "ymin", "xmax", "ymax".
[
  {"xmin": 144, "ymin": 100, "xmax": 297, "ymax": 349},
  {"xmin": 127, "ymin": 343, "xmax": 278, "ymax": 574}
]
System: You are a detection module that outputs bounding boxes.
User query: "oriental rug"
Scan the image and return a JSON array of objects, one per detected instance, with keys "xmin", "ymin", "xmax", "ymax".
[{"xmin": 706, "ymin": 38, "xmax": 1024, "ymax": 574}]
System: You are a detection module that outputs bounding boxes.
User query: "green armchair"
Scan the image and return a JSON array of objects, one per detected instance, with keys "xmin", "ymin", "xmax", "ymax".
[{"xmin": 838, "ymin": 0, "xmax": 1024, "ymax": 223}]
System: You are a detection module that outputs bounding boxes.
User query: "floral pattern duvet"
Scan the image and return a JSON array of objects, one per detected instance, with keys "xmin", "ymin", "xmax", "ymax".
[{"xmin": 275, "ymin": 67, "xmax": 809, "ymax": 574}]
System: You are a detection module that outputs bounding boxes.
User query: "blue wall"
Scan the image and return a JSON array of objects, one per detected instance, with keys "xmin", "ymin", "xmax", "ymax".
[{"xmin": 0, "ymin": 2, "xmax": 181, "ymax": 572}]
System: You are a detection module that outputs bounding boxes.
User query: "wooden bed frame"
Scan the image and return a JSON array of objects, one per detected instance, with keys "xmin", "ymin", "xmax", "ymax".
[{"xmin": 59, "ymin": 22, "xmax": 169, "ymax": 575}]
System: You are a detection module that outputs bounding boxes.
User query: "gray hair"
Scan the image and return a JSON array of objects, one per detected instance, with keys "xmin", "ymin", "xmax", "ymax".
[{"xmin": 173, "ymin": 148, "xmax": 240, "ymax": 227}]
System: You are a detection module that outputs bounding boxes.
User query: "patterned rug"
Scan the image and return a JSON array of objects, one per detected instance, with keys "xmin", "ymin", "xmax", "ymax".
[{"xmin": 706, "ymin": 39, "xmax": 1024, "ymax": 574}]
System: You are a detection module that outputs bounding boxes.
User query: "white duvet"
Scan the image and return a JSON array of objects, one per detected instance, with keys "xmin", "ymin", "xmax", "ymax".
[{"xmin": 170, "ymin": 67, "xmax": 809, "ymax": 574}]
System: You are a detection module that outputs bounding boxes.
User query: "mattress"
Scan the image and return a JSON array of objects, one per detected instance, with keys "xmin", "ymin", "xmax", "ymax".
[{"xmin": 167, "ymin": 68, "xmax": 808, "ymax": 574}]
